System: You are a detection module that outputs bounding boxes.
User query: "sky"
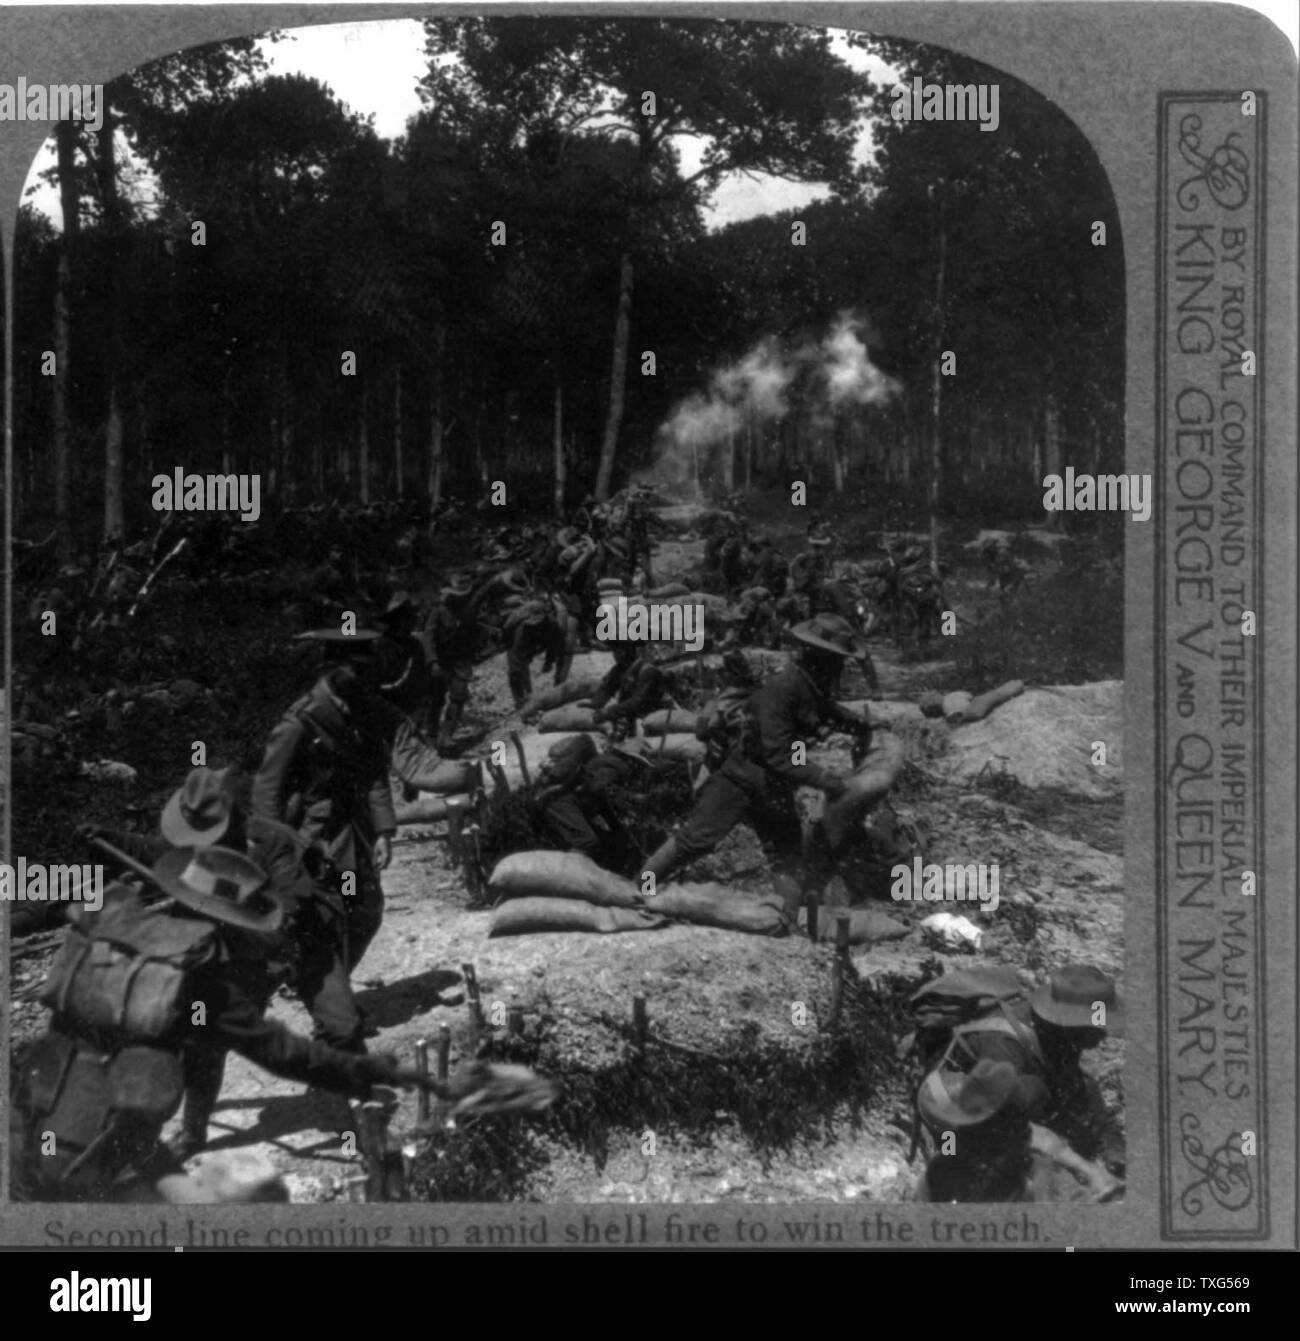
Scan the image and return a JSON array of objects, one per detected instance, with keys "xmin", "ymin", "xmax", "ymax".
[{"xmin": 24, "ymin": 17, "xmax": 895, "ymax": 230}]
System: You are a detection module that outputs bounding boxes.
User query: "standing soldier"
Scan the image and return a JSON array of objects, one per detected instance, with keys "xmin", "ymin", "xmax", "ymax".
[
  {"xmin": 423, "ymin": 572, "xmax": 498, "ymax": 754},
  {"xmin": 641, "ymin": 614, "xmax": 871, "ymax": 924},
  {"xmin": 251, "ymin": 642, "xmax": 395, "ymax": 976}
]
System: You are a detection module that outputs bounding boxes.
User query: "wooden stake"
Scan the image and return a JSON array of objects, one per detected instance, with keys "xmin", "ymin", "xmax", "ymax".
[
  {"xmin": 415, "ymin": 1038, "xmax": 430, "ymax": 1124},
  {"xmin": 828, "ymin": 913, "xmax": 851, "ymax": 1028},
  {"xmin": 633, "ymin": 995, "xmax": 648, "ymax": 1056},
  {"xmin": 359, "ymin": 1101, "xmax": 388, "ymax": 1202},
  {"xmin": 437, "ymin": 1024, "xmax": 451, "ymax": 1082}
]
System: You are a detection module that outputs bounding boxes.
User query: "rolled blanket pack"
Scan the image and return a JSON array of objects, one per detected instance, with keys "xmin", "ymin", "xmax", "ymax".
[
  {"xmin": 960, "ymin": 679, "xmax": 1025, "ymax": 723},
  {"xmin": 820, "ymin": 732, "xmax": 907, "ymax": 850},
  {"xmin": 652, "ymin": 882, "xmax": 787, "ymax": 936},
  {"xmin": 394, "ymin": 792, "xmax": 473, "ymax": 825},
  {"xmin": 490, "ymin": 898, "xmax": 668, "ymax": 936},
  {"xmin": 488, "ymin": 850, "xmax": 645, "ymax": 908},
  {"xmin": 641, "ymin": 708, "xmax": 698, "ymax": 737},
  {"xmin": 538, "ymin": 704, "xmax": 602, "ymax": 733}
]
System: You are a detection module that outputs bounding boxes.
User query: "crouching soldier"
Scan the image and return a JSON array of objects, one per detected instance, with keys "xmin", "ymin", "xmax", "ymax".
[
  {"xmin": 914, "ymin": 1059, "xmax": 1048, "ymax": 1203},
  {"xmin": 584, "ymin": 640, "xmax": 667, "ymax": 742},
  {"xmin": 505, "ymin": 597, "xmax": 570, "ymax": 712},
  {"xmin": 9, "ymin": 846, "xmax": 441, "ymax": 1204},
  {"xmin": 533, "ymin": 735, "xmax": 645, "ymax": 873},
  {"xmin": 641, "ymin": 615, "xmax": 868, "ymax": 921}
]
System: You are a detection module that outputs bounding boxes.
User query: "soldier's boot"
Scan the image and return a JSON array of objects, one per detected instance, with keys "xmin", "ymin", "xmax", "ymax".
[{"xmin": 640, "ymin": 837, "xmax": 683, "ymax": 891}]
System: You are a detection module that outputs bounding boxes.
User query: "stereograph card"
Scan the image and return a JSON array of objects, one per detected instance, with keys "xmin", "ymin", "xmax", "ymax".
[{"xmin": 0, "ymin": 1, "xmax": 1294, "ymax": 1259}]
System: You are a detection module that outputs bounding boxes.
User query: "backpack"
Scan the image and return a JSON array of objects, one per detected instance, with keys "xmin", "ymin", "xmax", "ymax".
[
  {"xmin": 40, "ymin": 883, "xmax": 217, "ymax": 1045},
  {"xmin": 900, "ymin": 966, "xmax": 1042, "ymax": 1154}
]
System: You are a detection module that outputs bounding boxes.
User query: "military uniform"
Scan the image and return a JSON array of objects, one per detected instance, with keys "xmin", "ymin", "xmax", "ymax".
[
  {"xmin": 251, "ymin": 673, "xmax": 396, "ymax": 972},
  {"xmin": 535, "ymin": 738, "xmax": 640, "ymax": 871},
  {"xmin": 505, "ymin": 600, "xmax": 570, "ymax": 709},
  {"xmin": 10, "ymin": 862, "xmax": 397, "ymax": 1204},
  {"xmin": 590, "ymin": 648, "xmax": 666, "ymax": 740}
]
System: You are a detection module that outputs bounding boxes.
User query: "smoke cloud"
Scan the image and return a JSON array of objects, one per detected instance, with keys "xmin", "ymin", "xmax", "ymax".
[{"xmin": 642, "ymin": 312, "xmax": 899, "ymax": 495}]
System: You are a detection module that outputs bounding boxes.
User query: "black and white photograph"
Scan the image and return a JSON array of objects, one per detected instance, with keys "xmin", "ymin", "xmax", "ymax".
[{"xmin": 0, "ymin": 1, "xmax": 1292, "ymax": 1267}]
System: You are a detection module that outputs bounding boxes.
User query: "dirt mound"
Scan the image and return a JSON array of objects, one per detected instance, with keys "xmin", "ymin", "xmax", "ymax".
[{"xmin": 934, "ymin": 682, "xmax": 1122, "ymax": 799}]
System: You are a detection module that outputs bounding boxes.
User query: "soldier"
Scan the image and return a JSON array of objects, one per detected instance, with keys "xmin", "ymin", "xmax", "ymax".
[
  {"xmin": 374, "ymin": 591, "xmax": 434, "ymax": 726},
  {"xmin": 533, "ymin": 735, "xmax": 645, "ymax": 872},
  {"xmin": 88, "ymin": 763, "xmax": 379, "ymax": 1153},
  {"xmin": 9, "ymin": 845, "xmax": 446, "ymax": 1204},
  {"xmin": 752, "ymin": 538, "xmax": 789, "ymax": 598},
  {"xmin": 584, "ymin": 640, "xmax": 667, "ymax": 742},
  {"xmin": 914, "ymin": 1059, "xmax": 1048, "ymax": 1203},
  {"xmin": 504, "ymin": 597, "xmax": 571, "ymax": 712},
  {"xmin": 694, "ymin": 649, "xmax": 759, "ymax": 776},
  {"xmin": 928, "ymin": 964, "xmax": 1125, "ymax": 1176},
  {"xmin": 640, "ymin": 614, "xmax": 871, "ymax": 923},
  {"xmin": 251, "ymin": 651, "xmax": 395, "ymax": 976},
  {"xmin": 423, "ymin": 572, "xmax": 498, "ymax": 753}
]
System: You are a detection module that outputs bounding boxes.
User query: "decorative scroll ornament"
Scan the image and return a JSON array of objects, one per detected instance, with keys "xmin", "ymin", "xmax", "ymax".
[
  {"xmin": 1178, "ymin": 1113, "xmax": 1253, "ymax": 1215},
  {"xmin": 1176, "ymin": 115, "xmax": 1250, "ymax": 211}
]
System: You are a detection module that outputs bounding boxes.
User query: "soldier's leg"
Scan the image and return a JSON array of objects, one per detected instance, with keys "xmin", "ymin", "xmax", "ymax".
[
  {"xmin": 436, "ymin": 667, "xmax": 471, "ymax": 752},
  {"xmin": 642, "ymin": 772, "xmax": 752, "ymax": 886},
  {"xmin": 298, "ymin": 942, "xmax": 366, "ymax": 1053},
  {"xmin": 345, "ymin": 863, "xmax": 385, "ymax": 972},
  {"xmin": 507, "ymin": 644, "xmax": 533, "ymax": 711},
  {"xmin": 170, "ymin": 1044, "xmax": 229, "ymax": 1161}
]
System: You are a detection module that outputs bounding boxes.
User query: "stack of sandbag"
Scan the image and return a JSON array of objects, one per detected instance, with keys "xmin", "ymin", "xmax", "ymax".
[
  {"xmin": 521, "ymin": 669, "xmax": 607, "ymax": 719},
  {"xmin": 960, "ymin": 679, "xmax": 1024, "ymax": 723},
  {"xmin": 641, "ymin": 707, "xmax": 698, "ymax": 737},
  {"xmin": 488, "ymin": 851, "xmax": 665, "ymax": 936},
  {"xmin": 820, "ymin": 732, "xmax": 907, "ymax": 849},
  {"xmin": 918, "ymin": 680, "xmax": 1024, "ymax": 724},
  {"xmin": 652, "ymin": 882, "xmax": 787, "ymax": 936}
]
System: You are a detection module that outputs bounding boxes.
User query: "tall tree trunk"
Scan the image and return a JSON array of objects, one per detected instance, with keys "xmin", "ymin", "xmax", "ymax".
[
  {"xmin": 427, "ymin": 325, "xmax": 446, "ymax": 506},
  {"xmin": 358, "ymin": 382, "xmax": 370, "ymax": 505},
  {"xmin": 594, "ymin": 252, "xmax": 634, "ymax": 501},
  {"xmin": 1043, "ymin": 392, "xmax": 1062, "ymax": 530},
  {"xmin": 929, "ymin": 188, "xmax": 947, "ymax": 570},
  {"xmin": 553, "ymin": 382, "xmax": 565, "ymax": 518},
  {"xmin": 95, "ymin": 110, "xmax": 127, "ymax": 543},
  {"xmin": 393, "ymin": 364, "xmax": 403, "ymax": 498},
  {"xmin": 52, "ymin": 122, "xmax": 79, "ymax": 563}
]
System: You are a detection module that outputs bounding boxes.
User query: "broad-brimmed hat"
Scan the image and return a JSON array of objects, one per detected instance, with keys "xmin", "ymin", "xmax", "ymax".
[
  {"xmin": 790, "ymin": 613, "xmax": 869, "ymax": 659},
  {"xmin": 918, "ymin": 1059, "xmax": 1046, "ymax": 1132},
  {"xmin": 160, "ymin": 767, "xmax": 236, "ymax": 848},
  {"xmin": 152, "ymin": 846, "xmax": 284, "ymax": 933},
  {"xmin": 1029, "ymin": 965, "xmax": 1125, "ymax": 1035}
]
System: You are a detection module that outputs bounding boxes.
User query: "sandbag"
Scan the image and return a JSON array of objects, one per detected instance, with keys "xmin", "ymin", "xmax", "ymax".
[
  {"xmin": 538, "ymin": 704, "xmax": 602, "ymax": 733},
  {"xmin": 961, "ymin": 679, "xmax": 1025, "ymax": 723},
  {"xmin": 522, "ymin": 670, "xmax": 605, "ymax": 718},
  {"xmin": 820, "ymin": 733, "xmax": 907, "ymax": 850},
  {"xmin": 488, "ymin": 850, "xmax": 644, "ymax": 908},
  {"xmin": 653, "ymin": 882, "xmax": 787, "ymax": 936},
  {"xmin": 809, "ymin": 906, "xmax": 910, "ymax": 945},
  {"xmin": 641, "ymin": 708, "xmax": 698, "ymax": 737},
  {"xmin": 489, "ymin": 897, "xmax": 668, "ymax": 937},
  {"xmin": 393, "ymin": 727, "xmax": 480, "ymax": 793},
  {"xmin": 942, "ymin": 691, "xmax": 973, "ymax": 724}
]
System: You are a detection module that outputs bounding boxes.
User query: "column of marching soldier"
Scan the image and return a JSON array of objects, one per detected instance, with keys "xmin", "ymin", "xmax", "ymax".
[{"xmin": 11, "ymin": 495, "xmax": 1122, "ymax": 1205}]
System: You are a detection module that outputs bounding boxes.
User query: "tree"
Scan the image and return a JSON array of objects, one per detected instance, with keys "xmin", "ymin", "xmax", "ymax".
[{"xmin": 422, "ymin": 17, "xmax": 872, "ymax": 498}]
